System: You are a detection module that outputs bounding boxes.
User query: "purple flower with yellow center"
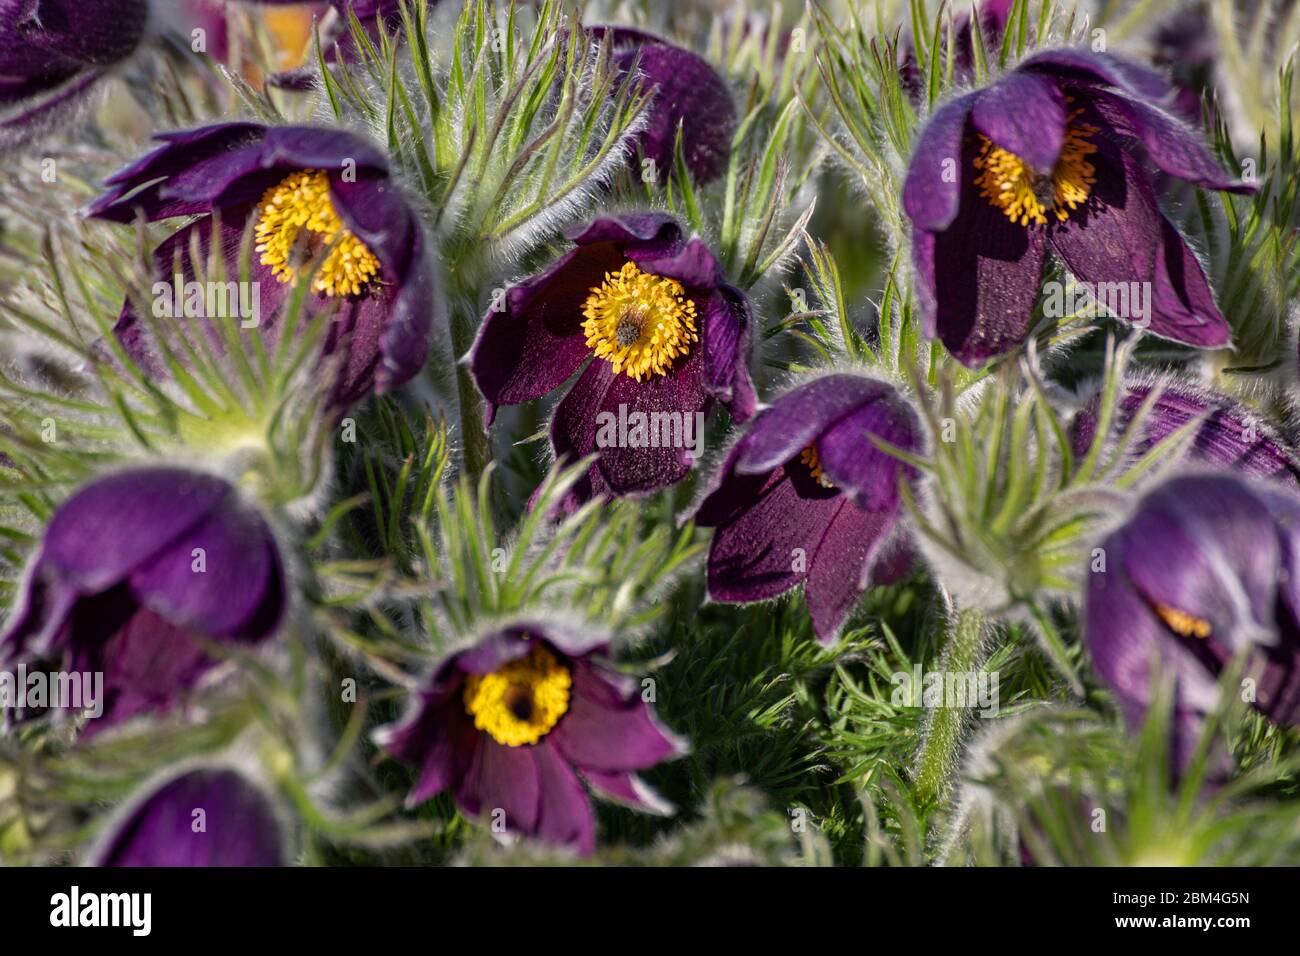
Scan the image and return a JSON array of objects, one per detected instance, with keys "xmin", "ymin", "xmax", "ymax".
[
  {"xmin": 0, "ymin": 0, "xmax": 150, "ymax": 144},
  {"xmin": 689, "ymin": 373, "xmax": 922, "ymax": 643},
  {"xmin": 1071, "ymin": 375, "xmax": 1300, "ymax": 487},
  {"xmin": 0, "ymin": 466, "xmax": 286, "ymax": 734},
  {"xmin": 87, "ymin": 122, "xmax": 434, "ymax": 408},
  {"xmin": 91, "ymin": 767, "xmax": 285, "ymax": 866},
  {"xmin": 374, "ymin": 623, "xmax": 684, "ymax": 855},
  {"xmin": 469, "ymin": 214, "xmax": 757, "ymax": 506},
  {"xmin": 594, "ymin": 26, "xmax": 736, "ymax": 183},
  {"xmin": 903, "ymin": 48, "xmax": 1253, "ymax": 366},
  {"xmin": 1084, "ymin": 474, "xmax": 1300, "ymax": 767}
]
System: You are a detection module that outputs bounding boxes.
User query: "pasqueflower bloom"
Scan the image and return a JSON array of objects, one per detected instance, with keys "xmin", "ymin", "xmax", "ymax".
[
  {"xmin": 469, "ymin": 214, "xmax": 757, "ymax": 507},
  {"xmin": 903, "ymin": 48, "xmax": 1252, "ymax": 366},
  {"xmin": 91, "ymin": 767, "xmax": 284, "ymax": 866},
  {"xmin": 1071, "ymin": 375, "xmax": 1300, "ymax": 486},
  {"xmin": 1084, "ymin": 474, "xmax": 1300, "ymax": 767},
  {"xmin": 0, "ymin": 0, "xmax": 150, "ymax": 144},
  {"xmin": 87, "ymin": 122, "xmax": 435, "ymax": 408},
  {"xmin": 690, "ymin": 373, "xmax": 921, "ymax": 643},
  {"xmin": 375, "ymin": 623, "xmax": 684, "ymax": 855},
  {"xmin": 595, "ymin": 26, "xmax": 736, "ymax": 183},
  {"xmin": 0, "ymin": 467, "xmax": 286, "ymax": 734}
]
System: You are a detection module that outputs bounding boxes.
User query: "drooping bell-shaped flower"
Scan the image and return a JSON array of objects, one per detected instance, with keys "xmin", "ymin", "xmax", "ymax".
[
  {"xmin": 375, "ymin": 622, "xmax": 684, "ymax": 856},
  {"xmin": 91, "ymin": 767, "xmax": 285, "ymax": 866},
  {"xmin": 689, "ymin": 373, "xmax": 922, "ymax": 643},
  {"xmin": 1084, "ymin": 473, "xmax": 1300, "ymax": 767},
  {"xmin": 87, "ymin": 122, "xmax": 435, "ymax": 409},
  {"xmin": 903, "ymin": 48, "xmax": 1252, "ymax": 366},
  {"xmin": 0, "ymin": 0, "xmax": 151, "ymax": 144},
  {"xmin": 469, "ymin": 214, "xmax": 756, "ymax": 509},
  {"xmin": 1, "ymin": 466, "xmax": 286, "ymax": 734}
]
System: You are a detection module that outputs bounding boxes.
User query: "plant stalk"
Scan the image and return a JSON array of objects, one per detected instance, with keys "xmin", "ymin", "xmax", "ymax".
[{"xmin": 913, "ymin": 606, "xmax": 987, "ymax": 810}]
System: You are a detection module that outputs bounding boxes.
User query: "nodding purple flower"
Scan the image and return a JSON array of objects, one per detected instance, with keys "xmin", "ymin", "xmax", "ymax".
[
  {"xmin": 594, "ymin": 26, "xmax": 736, "ymax": 183},
  {"xmin": 897, "ymin": 0, "xmax": 1015, "ymax": 102},
  {"xmin": 87, "ymin": 122, "xmax": 435, "ymax": 409},
  {"xmin": 91, "ymin": 767, "xmax": 285, "ymax": 866},
  {"xmin": 903, "ymin": 48, "xmax": 1253, "ymax": 367},
  {"xmin": 0, "ymin": 467, "xmax": 286, "ymax": 735},
  {"xmin": 1084, "ymin": 473, "xmax": 1300, "ymax": 768},
  {"xmin": 469, "ymin": 214, "xmax": 757, "ymax": 509},
  {"xmin": 374, "ymin": 623, "xmax": 684, "ymax": 856},
  {"xmin": 1071, "ymin": 375, "xmax": 1300, "ymax": 487},
  {"xmin": 689, "ymin": 373, "xmax": 922, "ymax": 644},
  {"xmin": 0, "ymin": 0, "xmax": 151, "ymax": 144}
]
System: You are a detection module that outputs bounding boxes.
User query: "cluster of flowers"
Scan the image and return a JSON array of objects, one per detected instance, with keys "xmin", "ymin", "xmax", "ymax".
[{"xmin": 1, "ymin": 0, "xmax": 1297, "ymax": 865}]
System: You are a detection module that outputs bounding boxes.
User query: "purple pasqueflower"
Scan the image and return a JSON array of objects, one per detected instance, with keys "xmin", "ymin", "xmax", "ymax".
[
  {"xmin": 903, "ymin": 47, "xmax": 1253, "ymax": 367},
  {"xmin": 0, "ymin": 0, "xmax": 150, "ymax": 144},
  {"xmin": 469, "ymin": 213, "xmax": 757, "ymax": 507},
  {"xmin": 91, "ymin": 767, "xmax": 284, "ymax": 866},
  {"xmin": 1084, "ymin": 473, "xmax": 1300, "ymax": 767},
  {"xmin": 689, "ymin": 373, "xmax": 922, "ymax": 643},
  {"xmin": 374, "ymin": 623, "xmax": 684, "ymax": 856},
  {"xmin": 1071, "ymin": 374, "xmax": 1300, "ymax": 487},
  {"xmin": 897, "ymin": 0, "xmax": 1015, "ymax": 102},
  {"xmin": 593, "ymin": 26, "xmax": 736, "ymax": 184},
  {"xmin": 86, "ymin": 122, "xmax": 435, "ymax": 409},
  {"xmin": 0, "ymin": 466, "xmax": 286, "ymax": 735}
]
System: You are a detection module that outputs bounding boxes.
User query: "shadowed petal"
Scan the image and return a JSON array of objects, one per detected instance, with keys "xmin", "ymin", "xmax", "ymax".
[
  {"xmin": 806, "ymin": 501, "xmax": 900, "ymax": 643},
  {"xmin": 455, "ymin": 739, "xmax": 541, "ymax": 834},
  {"xmin": 533, "ymin": 741, "xmax": 595, "ymax": 855},
  {"xmin": 903, "ymin": 92, "xmax": 980, "ymax": 231}
]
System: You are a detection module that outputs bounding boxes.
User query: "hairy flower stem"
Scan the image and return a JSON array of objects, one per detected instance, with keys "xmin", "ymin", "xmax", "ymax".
[
  {"xmin": 450, "ymin": 305, "xmax": 491, "ymax": 476},
  {"xmin": 913, "ymin": 606, "xmax": 987, "ymax": 811}
]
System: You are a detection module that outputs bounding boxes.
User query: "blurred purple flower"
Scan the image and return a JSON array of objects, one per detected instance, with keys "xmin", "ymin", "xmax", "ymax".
[
  {"xmin": 469, "ymin": 213, "xmax": 757, "ymax": 508},
  {"xmin": 1071, "ymin": 375, "xmax": 1300, "ymax": 486},
  {"xmin": 689, "ymin": 373, "xmax": 921, "ymax": 644},
  {"xmin": 0, "ymin": 467, "xmax": 286, "ymax": 734},
  {"xmin": 1084, "ymin": 473, "xmax": 1300, "ymax": 767},
  {"xmin": 87, "ymin": 122, "xmax": 435, "ymax": 408},
  {"xmin": 0, "ymin": 0, "xmax": 150, "ymax": 144},
  {"xmin": 594, "ymin": 26, "xmax": 736, "ymax": 183},
  {"xmin": 375, "ymin": 623, "xmax": 683, "ymax": 856},
  {"xmin": 92, "ymin": 767, "xmax": 284, "ymax": 866},
  {"xmin": 903, "ymin": 48, "xmax": 1252, "ymax": 366},
  {"xmin": 897, "ymin": 0, "xmax": 1015, "ymax": 101}
]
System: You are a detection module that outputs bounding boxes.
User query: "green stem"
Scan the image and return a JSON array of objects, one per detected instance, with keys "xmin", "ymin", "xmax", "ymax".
[
  {"xmin": 913, "ymin": 606, "xmax": 987, "ymax": 810},
  {"xmin": 450, "ymin": 305, "xmax": 491, "ymax": 477}
]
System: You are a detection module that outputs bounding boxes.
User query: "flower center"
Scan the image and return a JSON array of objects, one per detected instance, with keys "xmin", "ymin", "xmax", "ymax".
[
  {"xmin": 254, "ymin": 169, "xmax": 381, "ymax": 297},
  {"xmin": 799, "ymin": 444, "xmax": 835, "ymax": 489},
  {"xmin": 462, "ymin": 644, "xmax": 572, "ymax": 747},
  {"xmin": 973, "ymin": 113, "xmax": 1099, "ymax": 227},
  {"xmin": 582, "ymin": 261, "xmax": 698, "ymax": 381},
  {"xmin": 1154, "ymin": 603, "xmax": 1212, "ymax": 640}
]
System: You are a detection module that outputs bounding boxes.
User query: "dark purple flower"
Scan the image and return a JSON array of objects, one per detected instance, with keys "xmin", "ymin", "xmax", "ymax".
[
  {"xmin": 689, "ymin": 373, "xmax": 921, "ymax": 643},
  {"xmin": 897, "ymin": 0, "xmax": 1015, "ymax": 102},
  {"xmin": 595, "ymin": 26, "xmax": 736, "ymax": 184},
  {"xmin": 1071, "ymin": 375, "xmax": 1300, "ymax": 486},
  {"xmin": 87, "ymin": 122, "xmax": 435, "ymax": 408},
  {"xmin": 469, "ymin": 214, "xmax": 757, "ymax": 507},
  {"xmin": 1150, "ymin": 5, "xmax": 1217, "ymax": 126},
  {"xmin": 903, "ymin": 48, "xmax": 1252, "ymax": 366},
  {"xmin": 0, "ymin": 0, "xmax": 150, "ymax": 144},
  {"xmin": 1084, "ymin": 473, "xmax": 1300, "ymax": 767},
  {"xmin": 91, "ymin": 767, "xmax": 285, "ymax": 866},
  {"xmin": 374, "ymin": 623, "xmax": 684, "ymax": 856},
  {"xmin": 0, "ymin": 466, "xmax": 286, "ymax": 734}
]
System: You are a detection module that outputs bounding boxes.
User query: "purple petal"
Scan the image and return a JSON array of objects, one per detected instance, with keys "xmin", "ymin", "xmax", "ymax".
[
  {"xmin": 700, "ymin": 286, "xmax": 757, "ymax": 421},
  {"xmin": 533, "ymin": 741, "xmax": 595, "ymax": 855},
  {"xmin": 816, "ymin": 392, "xmax": 921, "ymax": 512},
  {"xmin": 805, "ymin": 501, "xmax": 901, "ymax": 643},
  {"xmin": 1018, "ymin": 49, "xmax": 1174, "ymax": 102},
  {"xmin": 549, "ymin": 661, "xmax": 683, "ymax": 772},
  {"xmin": 903, "ymin": 92, "xmax": 980, "ymax": 232},
  {"xmin": 19, "ymin": 0, "xmax": 149, "ymax": 66},
  {"xmin": 93, "ymin": 768, "xmax": 284, "ymax": 867},
  {"xmin": 564, "ymin": 213, "xmax": 682, "ymax": 250},
  {"xmin": 582, "ymin": 768, "xmax": 674, "ymax": 815},
  {"xmin": 970, "ymin": 71, "xmax": 1068, "ymax": 174},
  {"xmin": 455, "ymin": 739, "xmax": 541, "ymax": 834}
]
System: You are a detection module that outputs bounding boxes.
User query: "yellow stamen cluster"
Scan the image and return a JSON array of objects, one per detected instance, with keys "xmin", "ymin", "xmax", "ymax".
[
  {"xmin": 254, "ymin": 169, "xmax": 381, "ymax": 298},
  {"xmin": 462, "ymin": 644, "xmax": 572, "ymax": 747},
  {"xmin": 1155, "ymin": 603, "xmax": 1212, "ymax": 640},
  {"xmin": 582, "ymin": 261, "xmax": 698, "ymax": 380},
  {"xmin": 973, "ymin": 113, "xmax": 1100, "ymax": 227},
  {"xmin": 799, "ymin": 444, "xmax": 835, "ymax": 489}
]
